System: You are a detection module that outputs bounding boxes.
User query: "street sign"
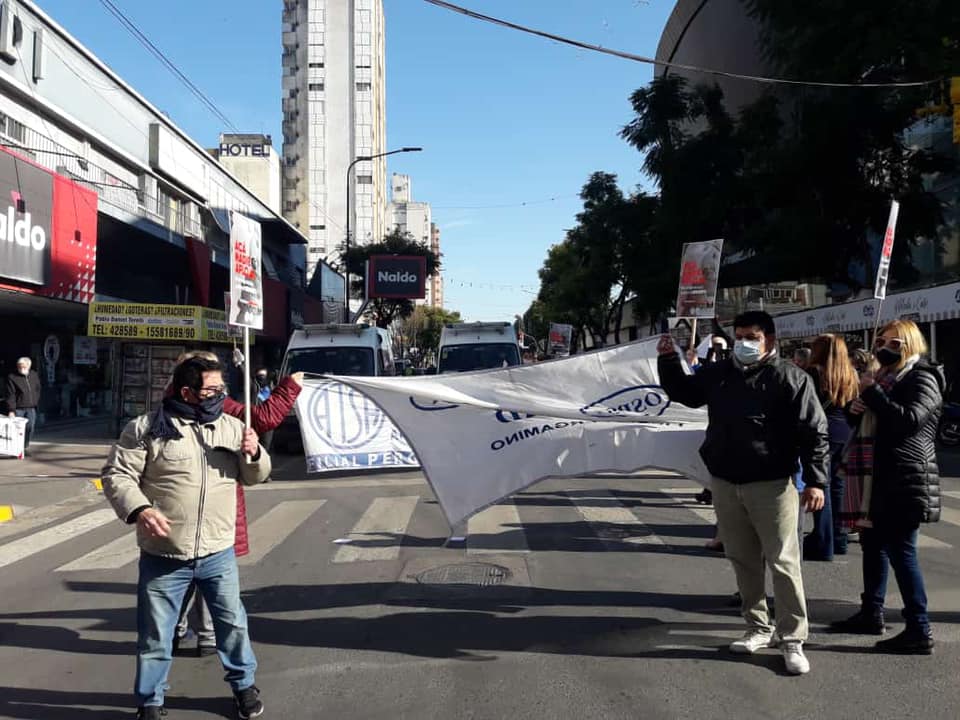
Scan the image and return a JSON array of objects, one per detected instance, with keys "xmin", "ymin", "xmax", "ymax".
[{"xmin": 366, "ymin": 255, "xmax": 427, "ymax": 299}]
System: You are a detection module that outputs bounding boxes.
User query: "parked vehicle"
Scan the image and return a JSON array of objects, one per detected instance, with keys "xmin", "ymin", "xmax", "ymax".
[
  {"xmin": 437, "ymin": 322, "xmax": 521, "ymax": 374},
  {"xmin": 272, "ymin": 323, "xmax": 395, "ymax": 452}
]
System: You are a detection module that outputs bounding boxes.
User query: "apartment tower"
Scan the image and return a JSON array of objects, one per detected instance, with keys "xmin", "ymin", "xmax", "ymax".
[{"xmin": 281, "ymin": 0, "xmax": 387, "ymax": 281}]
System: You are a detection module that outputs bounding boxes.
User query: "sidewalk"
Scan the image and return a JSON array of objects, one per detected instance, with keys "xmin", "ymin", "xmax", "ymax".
[{"xmin": 0, "ymin": 419, "xmax": 115, "ymax": 519}]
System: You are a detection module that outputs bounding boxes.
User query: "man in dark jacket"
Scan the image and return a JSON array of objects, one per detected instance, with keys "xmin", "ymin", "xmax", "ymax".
[
  {"xmin": 657, "ymin": 311, "xmax": 830, "ymax": 676},
  {"xmin": 5, "ymin": 357, "xmax": 42, "ymax": 451}
]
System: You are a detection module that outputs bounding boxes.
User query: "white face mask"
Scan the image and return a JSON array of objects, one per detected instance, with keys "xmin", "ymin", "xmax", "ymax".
[
  {"xmin": 733, "ymin": 339, "xmax": 764, "ymax": 365},
  {"xmin": 17, "ymin": 367, "xmax": 29, "ymax": 376}
]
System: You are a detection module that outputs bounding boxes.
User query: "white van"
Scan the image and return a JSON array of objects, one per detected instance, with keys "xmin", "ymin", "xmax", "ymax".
[
  {"xmin": 436, "ymin": 322, "xmax": 521, "ymax": 374},
  {"xmin": 280, "ymin": 323, "xmax": 395, "ymax": 378},
  {"xmin": 273, "ymin": 323, "xmax": 394, "ymax": 451}
]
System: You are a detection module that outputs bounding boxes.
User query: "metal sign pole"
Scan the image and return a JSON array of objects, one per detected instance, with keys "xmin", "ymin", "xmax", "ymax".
[{"xmin": 243, "ymin": 325, "xmax": 252, "ymax": 463}]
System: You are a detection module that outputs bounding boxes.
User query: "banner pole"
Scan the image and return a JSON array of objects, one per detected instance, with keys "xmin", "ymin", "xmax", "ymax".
[
  {"xmin": 243, "ymin": 325, "xmax": 252, "ymax": 463},
  {"xmin": 690, "ymin": 317, "xmax": 698, "ymax": 352}
]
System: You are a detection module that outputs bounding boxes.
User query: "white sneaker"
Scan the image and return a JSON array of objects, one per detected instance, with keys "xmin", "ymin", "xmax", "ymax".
[
  {"xmin": 729, "ymin": 629, "xmax": 775, "ymax": 654},
  {"xmin": 782, "ymin": 641, "xmax": 810, "ymax": 675}
]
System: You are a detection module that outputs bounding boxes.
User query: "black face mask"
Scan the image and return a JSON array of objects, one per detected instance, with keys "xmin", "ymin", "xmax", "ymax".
[
  {"xmin": 255, "ymin": 375, "xmax": 268, "ymax": 387},
  {"xmin": 876, "ymin": 347, "xmax": 902, "ymax": 367}
]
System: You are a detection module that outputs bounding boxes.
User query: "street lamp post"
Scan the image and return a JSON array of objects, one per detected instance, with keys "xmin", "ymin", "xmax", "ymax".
[{"xmin": 343, "ymin": 146, "xmax": 423, "ymax": 321}]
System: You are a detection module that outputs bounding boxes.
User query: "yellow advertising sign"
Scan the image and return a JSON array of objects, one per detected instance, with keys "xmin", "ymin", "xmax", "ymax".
[{"xmin": 87, "ymin": 303, "xmax": 244, "ymax": 344}]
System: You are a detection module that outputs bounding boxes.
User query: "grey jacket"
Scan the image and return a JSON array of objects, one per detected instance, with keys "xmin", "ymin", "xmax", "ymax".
[{"xmin": 102, "ymin": 412, "xmax": 271, "ymax": 560}]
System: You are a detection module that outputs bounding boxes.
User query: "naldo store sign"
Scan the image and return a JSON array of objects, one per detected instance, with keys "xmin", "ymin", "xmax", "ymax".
[{"xmin": 366, "ymin": 255, "xmax": 427, "ymax": 299}]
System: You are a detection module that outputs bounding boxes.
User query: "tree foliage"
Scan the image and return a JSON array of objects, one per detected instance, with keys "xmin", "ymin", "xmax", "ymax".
[
  {"xmin": 394, "ymin": 305, "xmax": 462, "ymax": 364},
  {"xmin": 340, "ymin": 228, "xmax": 442, "ymax": 328},
  {"xmin": 526, "ymin": 4, "xmax": 957, "ymax": 338}
]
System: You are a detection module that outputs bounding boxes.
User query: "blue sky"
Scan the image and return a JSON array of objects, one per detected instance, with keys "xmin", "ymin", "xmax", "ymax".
[{"xmin": 36, "ymin": 0, "xmax": 673, "ymax": 321}]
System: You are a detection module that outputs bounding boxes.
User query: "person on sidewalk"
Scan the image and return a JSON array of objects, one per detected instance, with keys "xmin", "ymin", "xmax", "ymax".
[
  {"xmin": 170, "ymin": 351, "xmax": 302, "ymax": 657},
  {"xmin": 102, "ymin": 356, "xmax": 271, "ymax": 719},
  {"xmin": 829, "ymin": 320, "xmax": 942, "ymax": 654},
  {"xmin": 5, "ymin": 357, "xmax": 42, "ymax": 452},
  {"xmin": 802, "ymin": 334, "xmax": 859, "ymax": 560},
  {"xmin": 657, "ymin": 310, "xmax": 829, "ymax": 676}
]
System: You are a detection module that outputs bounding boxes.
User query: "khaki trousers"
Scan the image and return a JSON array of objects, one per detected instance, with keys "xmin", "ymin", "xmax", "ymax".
[{"xmin": 712, "ymin": 476, "xmax": 808, "ymax": 642}]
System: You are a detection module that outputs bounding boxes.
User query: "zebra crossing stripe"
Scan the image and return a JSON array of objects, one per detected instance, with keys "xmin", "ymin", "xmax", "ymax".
[
  {"xmin": 56, "ymin": 530, "xmax": 138, "ymax": 572},
  {"xmin": 941, "ymin": 491, "xmax": 960, "ymax": 501},
  {"xmin": 467, "ymin": 502, "xmax": 529, "ymax": 555},
  {"xmin": 571, "ymin": 490, "xmax": 664, "ymax": 545},
  {"xmin": 0, "ymin": 508, "xmax": 117, "ymax": 570},
  {"xmin": 239, "ymin": 500, "xmax": 327, "ymax": 566},
  {"xmin": 333, "ymin": 496, "xmax": 419, "ymax": 563},
  {"xmin": 659, "ymin": 488, "xmax": 717, "ymax": 525}
]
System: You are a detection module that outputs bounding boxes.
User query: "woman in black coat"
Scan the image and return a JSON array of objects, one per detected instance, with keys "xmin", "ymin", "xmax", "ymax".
[{"xmin": 830, "ymin": 320, "xmax": 943, "ymax": 654}]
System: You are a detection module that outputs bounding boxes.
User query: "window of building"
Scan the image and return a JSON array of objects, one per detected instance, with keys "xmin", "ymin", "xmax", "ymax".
[
  {"xmin": 308, "ymin": 62, "xmax": 324, "ymax": 68},
  {"xmin": 356, "ymin": 82, "xmax": 371, "ymax": 91},
  {"xmin": 309, "ymin": 224, "xmax": 326, "ymax": 230},
  {"xmin": 309, "ymin": 82, "xmax": 324, "ymax": 92},
  {"xmin": 356, "ymin": 175, "xmax": 372, "ymax": 184},
  {"xmin": 0, "ymin": 114, "xmax": 26, "ymax": 143}
]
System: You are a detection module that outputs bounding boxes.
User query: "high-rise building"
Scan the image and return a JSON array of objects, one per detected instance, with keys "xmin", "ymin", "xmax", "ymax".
[
  {"xmin": 387, "ymin": 173, "xmax": 442, "ymax": 307},
  {"xmin": 281, "ymin": 0, "xmax": 387, "ymax": 282},
  {"xmin": 430, "ymin": 222, "xmax": 443, "ymax": 309}
]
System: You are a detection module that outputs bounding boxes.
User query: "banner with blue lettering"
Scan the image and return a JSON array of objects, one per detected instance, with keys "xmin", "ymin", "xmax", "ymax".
[
  {"xmin": 320, "ymin": 338, "xmax": 709, "ymax": 526},
  {"xmin": 296, "ymin": 380, "xmax": 419, "ymax": 472}
]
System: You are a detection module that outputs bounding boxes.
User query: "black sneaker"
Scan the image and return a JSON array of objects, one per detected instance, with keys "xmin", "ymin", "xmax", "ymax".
[
  {"xmin": 234, "ymin": 685, "xmax": 264, "ymax": 719},
  {"xmin": 828, "ymin": 609, "xmax": 885, "ymax": 635},
  {"xmin": 875, "ymin": 627, "xmax": 935, "ymax": 655},
  {"xmin": 136, "ymin": 707, "xmax": 167, "ymax": 720}
]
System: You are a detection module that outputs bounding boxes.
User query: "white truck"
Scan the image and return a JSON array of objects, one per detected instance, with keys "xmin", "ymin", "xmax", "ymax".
[
  {"xmin": 436, "ymin": 322, "xmax": 521, "ymax": 374},
  {"xmin": 273, "ymin": 323, "xmax": 395, "ymax": 451}
]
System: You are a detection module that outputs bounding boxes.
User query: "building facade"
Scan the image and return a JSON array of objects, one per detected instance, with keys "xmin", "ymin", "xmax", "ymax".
[
  {"xmin": 387, "ymin": 173, "xmax": 441, "ymax": 307},
  {"xmin": 0, "ymin": 0, "xmax": 340, "ymax": 430},
  {"xmin": 429, "ymin": 222, "xmax": 443, "ymax": 309},
  {"xmin": 281, "ymin": 0, "xmax": 387, "ymax": 281},
  {"xmin": 211, "ymin": 133, "xmax": 281, "ymax": 214}
]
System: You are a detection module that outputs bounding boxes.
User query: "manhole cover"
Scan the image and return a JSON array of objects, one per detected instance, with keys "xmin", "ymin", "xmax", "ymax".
[{"xmin": 415, "ymin": 562, "xmax": 511, "ymax": 587}]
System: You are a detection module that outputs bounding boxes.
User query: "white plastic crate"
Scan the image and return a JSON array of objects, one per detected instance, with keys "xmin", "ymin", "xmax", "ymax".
[{"xmin": 0, "ymin": 416, "xmax": 29, "ymax": 458}]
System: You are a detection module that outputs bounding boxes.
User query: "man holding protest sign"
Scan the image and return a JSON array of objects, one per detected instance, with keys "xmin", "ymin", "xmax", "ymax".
[{"xmin": 657, "ymin": 311, "xmax": 830, "ymax": 675}]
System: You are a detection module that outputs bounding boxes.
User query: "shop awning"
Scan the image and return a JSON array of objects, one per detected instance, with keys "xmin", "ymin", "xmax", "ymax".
[{"xmin": 774, "ymin": 281, "xmax": 960, "ymax": 339}]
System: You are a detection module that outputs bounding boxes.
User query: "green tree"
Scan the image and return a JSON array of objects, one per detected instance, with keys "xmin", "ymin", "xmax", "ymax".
[{"xmin": 340, "ymin": 228, "xmax": 442, "ymax": 328}]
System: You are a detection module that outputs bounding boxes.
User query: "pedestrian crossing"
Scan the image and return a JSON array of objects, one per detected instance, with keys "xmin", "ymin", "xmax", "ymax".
[{"xmin": 2, "ymin": 480, "xmax": 960, "ymax": 574}]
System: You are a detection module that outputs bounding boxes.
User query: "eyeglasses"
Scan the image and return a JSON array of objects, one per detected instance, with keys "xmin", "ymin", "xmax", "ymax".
[
  {"xmin": 194, "ymin": 385, "xmax": 227, "ymax": 399},
  {"xmin": 874, "ymin": 337, "xmax": 905, "ymax": 350}
]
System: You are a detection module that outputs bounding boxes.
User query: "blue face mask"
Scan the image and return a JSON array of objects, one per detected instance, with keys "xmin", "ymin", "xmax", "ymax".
[{"xmin": 734, "ymin": 339, "xmax": 763, "ymax": 365}]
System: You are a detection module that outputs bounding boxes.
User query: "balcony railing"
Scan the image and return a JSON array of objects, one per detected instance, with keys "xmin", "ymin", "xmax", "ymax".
[{"xmin": 1, "ymin": 124, "xmax": 201, "ymax": 238}]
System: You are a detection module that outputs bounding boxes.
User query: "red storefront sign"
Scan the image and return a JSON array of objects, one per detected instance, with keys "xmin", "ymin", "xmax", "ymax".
[{"xmin": 0, "ymin": 147, "xmax": 98, "ymax": 303}]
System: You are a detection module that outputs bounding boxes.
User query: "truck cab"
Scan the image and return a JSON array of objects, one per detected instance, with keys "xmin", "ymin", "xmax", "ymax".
[{"xmin": 436, "ymin": 322, "xmax": 521, "ymax": 374}]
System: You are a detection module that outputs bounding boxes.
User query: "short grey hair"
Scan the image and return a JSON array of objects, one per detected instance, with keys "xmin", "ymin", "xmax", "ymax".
[{"xmin": 16, "ymin": 357, "xmax": 31, "ymax": 368}]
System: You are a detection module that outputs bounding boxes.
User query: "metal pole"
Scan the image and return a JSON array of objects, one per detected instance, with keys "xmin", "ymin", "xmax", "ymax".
[
  {"xmin": 930, "ymin": 320, "xmax": 938, "ymax": 363},
  {"xmin": 343, "ymin": 158, "xmax": 359, "ymax": 323},
  {"xmin": 243, "ymin": 325, "xmax": 252, "ymax": 463}
]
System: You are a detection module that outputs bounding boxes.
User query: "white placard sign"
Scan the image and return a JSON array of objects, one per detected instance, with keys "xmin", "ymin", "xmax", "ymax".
[
  {"xmin": 322, "ymin": 338, "xmax": 709, "ymax": 526},
  {"xmin": 73, "ymin": 336, "xmax": 98, "ymax": 365},
  {"xmin": 228, "ymin": 212, "xmax": 264, "ymax": 330}
]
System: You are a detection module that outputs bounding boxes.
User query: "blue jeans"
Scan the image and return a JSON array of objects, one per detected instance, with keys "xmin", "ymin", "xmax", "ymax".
[
  {"xmin": 14, "ymin": 408, "xmax": 36, "ymax": 448},
  {"xmin": 135, "ymin": 547, "xmax": 257, "ymax": 707},
  {"xmin": 861, "ymin": 524, "xmax": 930, "ymax": 633}
]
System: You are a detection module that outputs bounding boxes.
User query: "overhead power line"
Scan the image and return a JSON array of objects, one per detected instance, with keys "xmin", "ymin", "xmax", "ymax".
[
  {"xmin": 434, "ymin": 193, "xmax": 579, "ymax": 210},
  {"xmin": 423, "ymin": 0, "xmax": 942, "ymax": 89},
  {"xmin": 98, "ymin": 0, "xmax": 240, "ymax": 131}
]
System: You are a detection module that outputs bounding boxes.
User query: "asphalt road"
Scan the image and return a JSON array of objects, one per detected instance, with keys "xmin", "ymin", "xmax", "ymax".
[{"xmin": 1, "ymin": 449, "xmax": 959, "ymax": 719}]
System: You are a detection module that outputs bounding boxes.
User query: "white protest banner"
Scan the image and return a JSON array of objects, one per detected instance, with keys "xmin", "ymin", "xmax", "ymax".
[
  {"xmin": 676, "ymin": 239, "xmax": 723, "ymax": 319},
  {"xmin": 229, "ymin": 213, "xmax": 264, "ymax": 330},
  {"xmin": 327, "ymin": 338, "xmax": 709, "ymax": 526},
  {"xmin": 874, "ymin": 200, "xmax": 900, "ymax": 300},
  {"xmin": 548, "ymin": 323, "xmax": 573, "ymax": 357},
  {"xmin": 296, "ymin": 379, "xmax": 419, "ymax": 472}
]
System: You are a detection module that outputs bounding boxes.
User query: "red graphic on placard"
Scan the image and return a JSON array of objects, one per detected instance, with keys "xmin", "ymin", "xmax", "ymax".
[
  {"xmin": 680, "ymin": 260, "xmax": 705, "ymax": 286},
  {"xmin": 881, "ymin": 228, "xmax": 895, "ymax": 259}
]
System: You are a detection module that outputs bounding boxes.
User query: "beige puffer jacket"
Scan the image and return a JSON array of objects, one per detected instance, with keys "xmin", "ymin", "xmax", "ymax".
[{"xmin": 102, "ymin": 412, "xmax": 271, "ymax": 560}]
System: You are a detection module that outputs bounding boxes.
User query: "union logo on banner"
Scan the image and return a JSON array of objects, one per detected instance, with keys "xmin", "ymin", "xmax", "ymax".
[{"xmin": 304, "ymin": 381, "xmax": 386, "ymax": 450}]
